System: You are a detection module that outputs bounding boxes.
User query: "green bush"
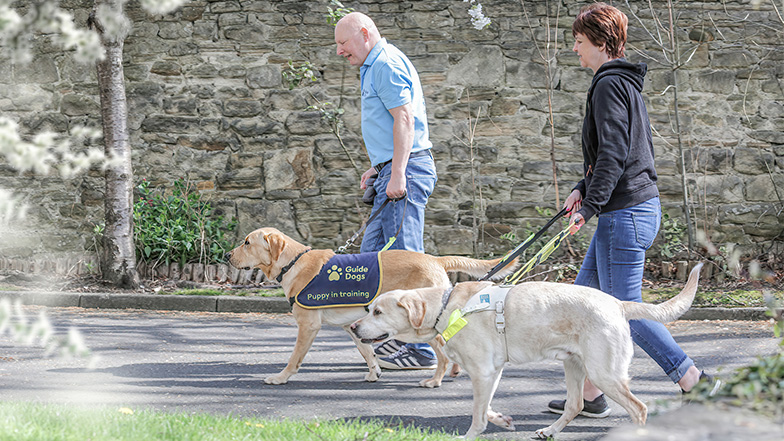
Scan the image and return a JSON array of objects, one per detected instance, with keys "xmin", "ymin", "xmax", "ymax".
[{"xmin": 133, "ymin": 178, "xmax": 236, "ymax": 269}]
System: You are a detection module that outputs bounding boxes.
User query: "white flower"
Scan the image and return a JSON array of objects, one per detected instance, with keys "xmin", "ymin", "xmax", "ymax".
[
  {"xmin": 140, "ymin": 0, "xmax": 188, "ymax": 15},
  {"xmin": 468, "ymin": 4, "xmax": 491, "ymax": 30},
  {"xmin": 0, "ymin": 5, "xmax": 22, "ymax": 37}
]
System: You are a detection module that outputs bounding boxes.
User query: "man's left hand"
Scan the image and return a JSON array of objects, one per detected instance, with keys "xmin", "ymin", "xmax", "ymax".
[{"xmin": 386, "ymin": 172, "xmax": 407, "ymax": 199}]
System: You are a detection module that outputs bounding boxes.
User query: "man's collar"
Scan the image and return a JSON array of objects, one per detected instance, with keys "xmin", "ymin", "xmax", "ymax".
[{"xmin": 362, "ymin": 38, "xmax": 387, "ymax": 68}]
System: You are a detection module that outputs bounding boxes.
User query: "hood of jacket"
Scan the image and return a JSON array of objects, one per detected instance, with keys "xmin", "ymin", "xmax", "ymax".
[{"xmin": 588, "ymin": 58, "xmax": 647, "ymax": 95}]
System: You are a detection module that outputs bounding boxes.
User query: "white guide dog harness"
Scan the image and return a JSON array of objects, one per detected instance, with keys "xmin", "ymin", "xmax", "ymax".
[{"xmin": 440, "ymin": 285, "xmax": 514, "ymax": 342}]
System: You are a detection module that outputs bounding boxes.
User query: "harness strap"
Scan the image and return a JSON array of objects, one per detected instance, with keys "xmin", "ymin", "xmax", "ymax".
[{"xmin": 276, "ymin": 249, "xmax": 311, "ymax": 283}]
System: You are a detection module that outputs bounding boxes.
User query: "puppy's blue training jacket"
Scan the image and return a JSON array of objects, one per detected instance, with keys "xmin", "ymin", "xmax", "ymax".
[{"xmin": 291, "ymin": 252, "xmax": 383, "ymax": 309}]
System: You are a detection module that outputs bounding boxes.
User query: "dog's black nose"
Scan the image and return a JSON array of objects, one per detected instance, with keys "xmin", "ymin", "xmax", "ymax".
[{"xmin": 224, "ymin": 252, "xmax": 232, "ymax": 261}]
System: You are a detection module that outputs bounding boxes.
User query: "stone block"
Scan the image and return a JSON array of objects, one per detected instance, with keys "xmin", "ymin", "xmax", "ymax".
[
  {"xmin": 150, "ymin": 61, "xmax": 182, "ymax": 76},
  {"xmin": 284, "ymin": 111, "xmax": 329, "ymax": 135},
  {"xmin": 733, "ymin": 147, "xmax": 775, "ymax": 175},
  {"xmin": 168, "ymin": 42, "xmax": 199, "ymax": 57},
  {"xmin": 431, "ymin": 227, "xmax": 475, "ymax": 255},
  {"xmin": 14, "ymin": 56, "xmax": 58, "ymax": 84},
  {"xmin": 222, "ymin": 99, "xmax": 262, "ymax": 117},
  {"xmin": 247, "ymin": 65, "xmax": 282, "ymax": 89},
  {"xmin": 446, "ymin": 46, "xmax": 505, "ymax": 88},
  {"xmin": 142, "ymin": 115, "xmax": 201, "ymax": 133},
  {"xmin": 691, "ymin": 69, "xmax": 736, "ymax": 93},
  {"xmin": 263, "ymin": 148, "xmax": 315, "ymax": 191},
  {"xmin": 744, "ymin": 174, "xmax": 784, "ymax": 202},
  {"xmin": 695, "ymin": 174, "xmax": 744, "ymax": 203},
  {"xmin": 162, "ymin": 96, "xmax": 197, "ymax": 115}
]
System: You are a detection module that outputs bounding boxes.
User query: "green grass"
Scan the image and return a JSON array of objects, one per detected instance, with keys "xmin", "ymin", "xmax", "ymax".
[
  {"xmin": 164, "ymin": 288, "xmax": 285, "ymax": 297},
  {"xmin": 642, "ymin": 288, "xmax": 784, "ymax": 308},
  {"xmin": 0, "ymin": 402, "xmax": 457, "ymax": 441}
]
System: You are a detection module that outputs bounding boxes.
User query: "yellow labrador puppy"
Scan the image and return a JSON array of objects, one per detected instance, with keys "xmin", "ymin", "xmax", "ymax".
[
  {"xmin": 226, "ymin": 227, "xmax": 516, "ymax": 387},
  {"xmin": 350, "ymin": 264, "xmax": 704, "ymax": 439}
]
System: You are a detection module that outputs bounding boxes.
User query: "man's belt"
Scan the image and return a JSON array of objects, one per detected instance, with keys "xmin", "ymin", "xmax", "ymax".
[{"xmin": 373, "ymin": 149, "xmax": 431, "ymax": 174}]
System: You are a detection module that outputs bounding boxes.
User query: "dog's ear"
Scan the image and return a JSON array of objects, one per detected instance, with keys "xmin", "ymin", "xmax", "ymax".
[
  {"xmin": 398, "ymin": 294, "xmax": 427, "ymax": 329},
  {"xmin": 264, "ymin": 232, "xmax": 287, "ymax": 262}
]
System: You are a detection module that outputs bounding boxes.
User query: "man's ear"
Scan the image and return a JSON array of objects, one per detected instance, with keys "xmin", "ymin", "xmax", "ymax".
[
  {"xmin": 398, "ymin": 294, "xmax": 427, "ymax": 330},
  {"xmin": 264, "ymin": 232, "xmax": 287, "ymax": 263}
]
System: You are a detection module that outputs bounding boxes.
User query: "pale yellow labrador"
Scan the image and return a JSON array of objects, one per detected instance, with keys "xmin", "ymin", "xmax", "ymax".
[
  {"xmin": 350, "ymin": 264, "xmax": 704, "ymax": 439},
  {"xmin": 226, "ymin": 227, "xmax": 516, "ymax": 387}
]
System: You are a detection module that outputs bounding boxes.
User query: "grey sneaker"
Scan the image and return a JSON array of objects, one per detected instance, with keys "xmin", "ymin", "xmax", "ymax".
[
  {"xmin": 547, "ymin": 394, "xmax": 612, "ymax": 418},
  {"xmin": 374, "ymin": 339, "xmax": 404, "ymax": 356},
  {"xmin": 378, "ymin": 346, "xmax": 436, "ymax": 370}
]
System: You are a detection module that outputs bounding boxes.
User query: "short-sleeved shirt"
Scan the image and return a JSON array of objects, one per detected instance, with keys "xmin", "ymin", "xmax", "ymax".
[{"xmin": 360, "ymin": 39, "xmax": 432, "ymax": 167}]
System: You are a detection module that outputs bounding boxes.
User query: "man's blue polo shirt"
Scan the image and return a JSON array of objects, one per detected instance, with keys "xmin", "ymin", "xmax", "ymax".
[{"xmin": 360, "ymin": 39, "xmax": 432, "ymax": 167}]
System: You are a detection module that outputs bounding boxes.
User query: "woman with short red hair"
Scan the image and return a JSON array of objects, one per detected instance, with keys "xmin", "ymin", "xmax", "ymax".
[{"xmin": 548, "ymin": 2, "xmax": 719, "ymax": 418}]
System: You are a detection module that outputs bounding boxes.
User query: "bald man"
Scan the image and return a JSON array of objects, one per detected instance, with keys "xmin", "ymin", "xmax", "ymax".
[{"xmin": 335, "ymin": 12, "xmax": 438, "ymax": 370}]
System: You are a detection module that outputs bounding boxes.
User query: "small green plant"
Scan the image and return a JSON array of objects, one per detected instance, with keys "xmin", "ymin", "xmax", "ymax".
[
  {"xmin": 326, "ymin": 0, "xmax": 354, "ymax": 26},
  {"xmin": 659, "ymin": 211, "xmax": 686, "ymax": 259},
  {"xmin": 686, "ymin": 296, "xmax": 784, "ymax": 418},
  {"xmin": 133, "ymin": 178, "xmax": 237, "ymax": 271},
  {"xmin": 282, "ymin": 60, "xmax": 318, "ymax": 90}
]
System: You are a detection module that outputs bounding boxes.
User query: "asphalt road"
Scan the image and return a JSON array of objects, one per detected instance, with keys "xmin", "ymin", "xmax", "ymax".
[{"xmin": 1, "ymin": 306, "xmax": 780, "ymax": 440}]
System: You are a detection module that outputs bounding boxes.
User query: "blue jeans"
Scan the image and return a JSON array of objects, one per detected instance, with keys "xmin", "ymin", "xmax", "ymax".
[
  {"xmin": 360, "ymin": 152, "xmax": 436, "ymax": 253},
  {"xmin": 361, "ymin": 151, "xmax": 437, "ymax": 358},
  {"xmin": 575, "ymin": 197, "xmax": 694, "ymax": 383}
]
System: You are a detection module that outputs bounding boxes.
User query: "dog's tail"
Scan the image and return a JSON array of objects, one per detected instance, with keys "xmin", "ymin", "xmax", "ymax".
[
  {"xmin": 435, "ymin": 256, "xmax": 519, "ymax": 281},
  {"xmin": 622, "ymin": 263, "xmax": 703, "ymax": 323}
]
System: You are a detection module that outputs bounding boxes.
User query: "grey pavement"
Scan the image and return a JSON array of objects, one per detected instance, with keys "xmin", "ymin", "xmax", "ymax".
[{"xmin": 0, "ymin": 303, "xmax": 781, "ymax": 440}]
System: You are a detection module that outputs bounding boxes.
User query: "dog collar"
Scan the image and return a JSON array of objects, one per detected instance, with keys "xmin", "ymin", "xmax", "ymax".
[
  {"xmin": 434, "ymin": 286, "xmax": 455, "ymax": 334},
  {"xmin": 276, "ymin": 249, "xmax": 311, "ymax": 283}
]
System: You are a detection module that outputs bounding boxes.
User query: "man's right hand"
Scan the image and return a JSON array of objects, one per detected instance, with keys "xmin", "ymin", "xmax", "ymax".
[{"xmin": 360, "ymin": 167, "xmax": 376, "ymax": 190}]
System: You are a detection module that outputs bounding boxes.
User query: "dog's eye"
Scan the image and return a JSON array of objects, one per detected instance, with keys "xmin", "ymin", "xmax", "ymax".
[
  {"xmin": 373, "ymin": 309, "xmax": 382, "ymax": 316},
  {"xmin": 244, "ymin": 239, "xmax": 250, "ymax": 245}
]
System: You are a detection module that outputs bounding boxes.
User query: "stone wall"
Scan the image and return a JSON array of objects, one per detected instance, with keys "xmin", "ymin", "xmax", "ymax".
[{"xmin": 1, "ymin": 0, "xmax": 783, "ymax": 263}]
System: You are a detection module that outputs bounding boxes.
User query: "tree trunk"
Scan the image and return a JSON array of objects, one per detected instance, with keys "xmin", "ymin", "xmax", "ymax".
[{"xmin": 92, "ymin": 4, "xmax": 139, "ymax": 288}]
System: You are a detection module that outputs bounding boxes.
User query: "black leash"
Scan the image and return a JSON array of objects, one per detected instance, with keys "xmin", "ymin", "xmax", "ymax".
[
  {"xmin": 478, "ymin": 207, "xmax": 569, "ymax": 281},
  {"xmin": 336, "ymin": 194, "xmax": 406, "ymax": 254}
]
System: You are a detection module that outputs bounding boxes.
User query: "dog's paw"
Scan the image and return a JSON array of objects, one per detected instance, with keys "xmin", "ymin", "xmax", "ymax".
[
  {"xmin": 449, "ymin": 363, "xmax": 462, "ymax": 377},
  {"xmin": 365, "ymin": 367, "xmax": 380, "ymax": 382},
  {"xmin": 487, "ymin": 412, "xmax": 514, "ymax": 431},
  {"xmin": 419, "ymin": 377, "xmax": 442, "ymax": 388},
  {"xmin": 535, "ymin": 426, "xmax": 557, "ymax": 439},
  {"xmin": 264, "ymin": 374, "xmax": 289, "ymax": 385}
]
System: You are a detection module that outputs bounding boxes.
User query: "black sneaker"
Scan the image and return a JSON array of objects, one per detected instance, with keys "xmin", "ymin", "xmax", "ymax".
[
  {"xmin": 547, "ymin": 394, "xmax": 612, "ymax": 418},
  {"xmin": 682, "ymin": 371, "xmax": 722, "ymax": 402},
  {"xmin": 374, "ymin": 339, "xmax": 404, "ymax": 356},
  {"xmin": 377, "ymin": 346, "xmax": 437, "ymax": 370}
]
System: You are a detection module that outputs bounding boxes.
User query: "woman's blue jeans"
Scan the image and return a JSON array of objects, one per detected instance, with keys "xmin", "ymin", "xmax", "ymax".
[
  {"xmin": 575, "ymin": 197, "xmax": 694, "ymax": 383},
  {"xmin": 361, "ymin": 152, "xmax": 437, "ymax": 359}
]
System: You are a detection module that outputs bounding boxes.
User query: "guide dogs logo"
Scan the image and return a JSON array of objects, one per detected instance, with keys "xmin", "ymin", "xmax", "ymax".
[
  {"xmin": 327, "ymin": 265, "xmax": 342, "ymax": 281},
  {"xmin": 292, "ymin": 253, "xmax": 382, "ymax": 309},
  {"xmin": 327, "ymin": 264, "xmax": 368, "ymax": 282}
]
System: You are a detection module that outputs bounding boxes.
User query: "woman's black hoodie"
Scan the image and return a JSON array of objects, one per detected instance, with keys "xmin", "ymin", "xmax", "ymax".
[{"xmin": 575, "ymin": 58, "xmax": 659, "ymax": 221}]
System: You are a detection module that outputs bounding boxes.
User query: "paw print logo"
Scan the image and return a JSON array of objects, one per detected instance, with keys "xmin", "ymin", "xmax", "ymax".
[{"xmin": 327, "ymin": 265, "xmax": 342, "ymax": 282}]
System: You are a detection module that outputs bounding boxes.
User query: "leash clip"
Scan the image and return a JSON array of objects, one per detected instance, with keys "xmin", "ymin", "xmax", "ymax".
[{"xmin": 494, "ymin": 301, "xmax": 505, "ymax": 334}]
